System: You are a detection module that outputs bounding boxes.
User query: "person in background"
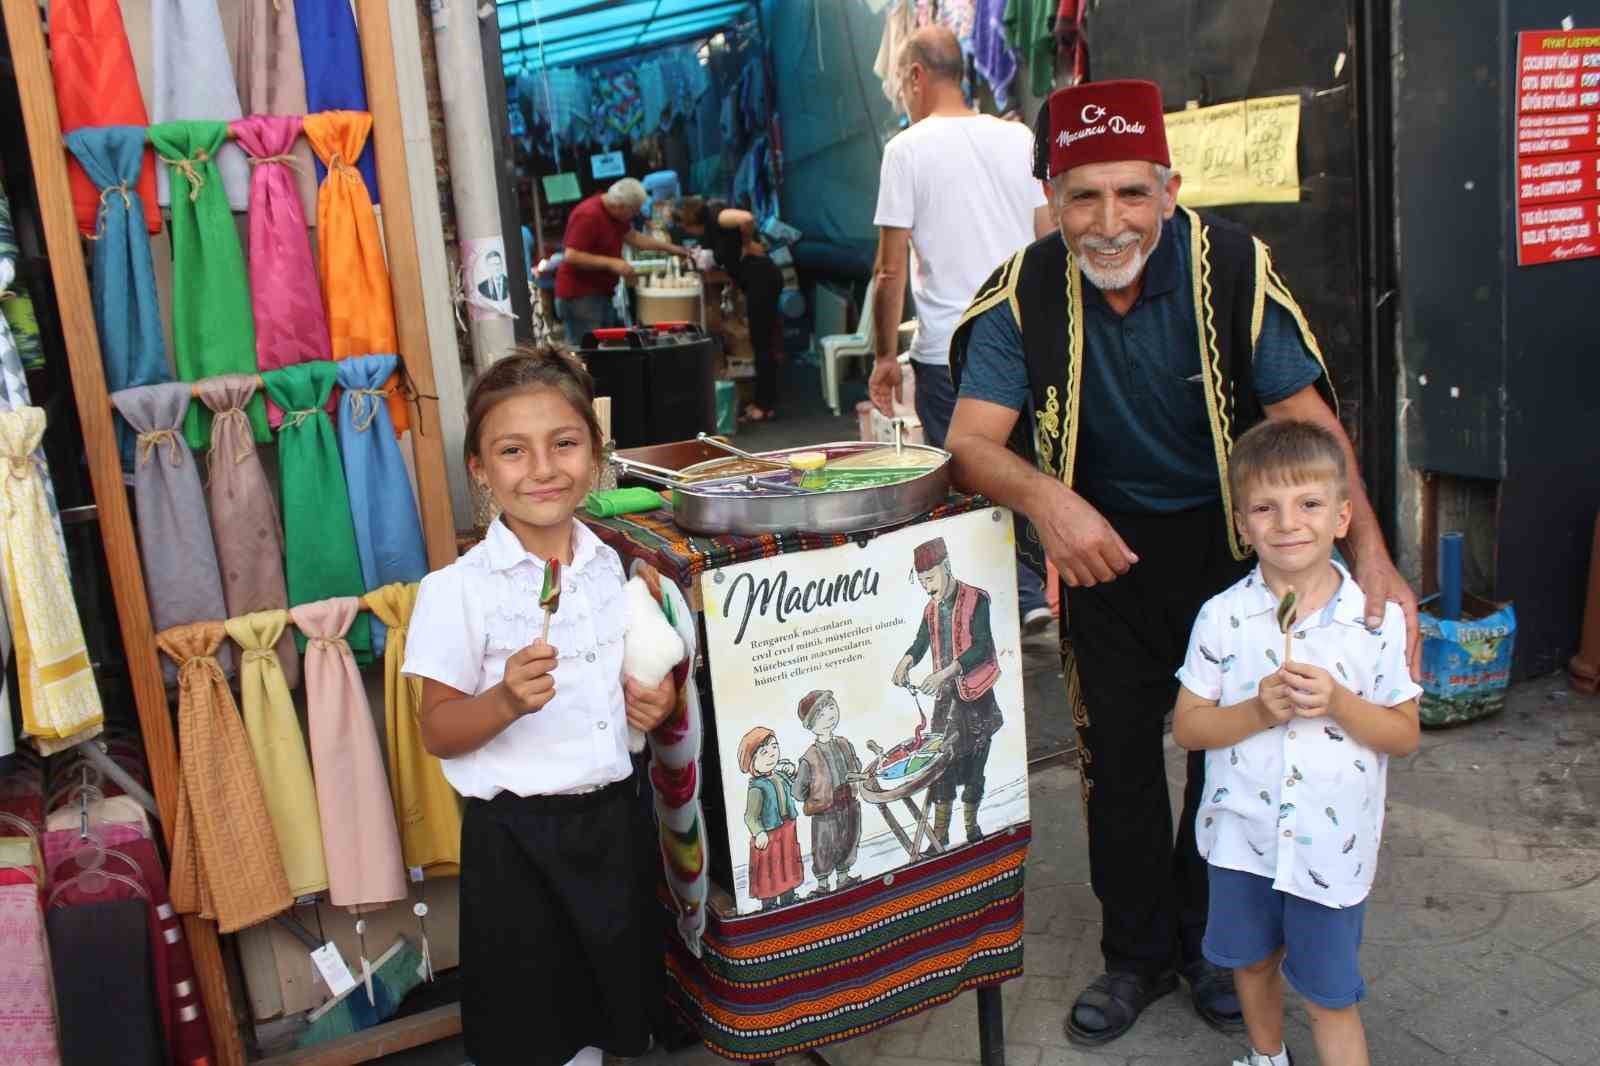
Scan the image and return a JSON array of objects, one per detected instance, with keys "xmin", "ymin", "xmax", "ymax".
[
  {"xmin": 555, "ymin": 177, "xmax": 689, "ymax": 346},
  {"xmin": 867, "ymin": 25, "xmax": 1057, "ymax": 635},
  {"xmin": 942, "ymin": 79, "xmax": 1417, "ymax": 1047},
  {"xmin": 676, "ymin": 196, "xmax": 785, "ymax": 423}
]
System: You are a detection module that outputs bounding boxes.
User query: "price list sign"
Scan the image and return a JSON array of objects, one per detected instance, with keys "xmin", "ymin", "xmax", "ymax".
[{"xmin": 1516, "ymin": 30, "xmax": 1600, "ymax": 265}]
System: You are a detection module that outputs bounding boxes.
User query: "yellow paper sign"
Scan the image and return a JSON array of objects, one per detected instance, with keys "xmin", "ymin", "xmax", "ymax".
[{"xmin": 1165, "ymin": 95, "xmax": 1302, "ymax": 207}]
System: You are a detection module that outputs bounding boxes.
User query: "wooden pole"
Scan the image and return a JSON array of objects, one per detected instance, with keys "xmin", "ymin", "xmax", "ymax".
[
  {"xmin": 355, "ymin": 0, "xmax": 459, "ymax": 570},
  {"xmin": 0, "ymin": 0, "xmax": 246, "ymax": 1062}
]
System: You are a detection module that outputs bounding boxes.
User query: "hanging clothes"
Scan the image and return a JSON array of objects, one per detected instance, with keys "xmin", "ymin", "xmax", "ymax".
[
  {"xmin": 873, "ymin": 0, "xmax": 916, "ymax": 104},
  {"xmin": 0, "ymin": 214, "xmax": 64, "ymax": 557},
  {"xmin": 50, "ymin": 836, "xmax": 216, "ymax": 1066},
  {"xmin": 233, "ymin": 0, "xmax": 319, "ymax": 219},
  {"xmin": 160, "ymin": 621, "xmax": 292, "ymax": 932},
  {"xmin": 337, "ymin": 354, "xmax": 426, "ymax": 656},
  {"xmin": 47, "ymin": 899, "xmax": 165, "ymax": 1066},
  {"xmin": 151, "ymin": 0, "xmax": 250, "ymax": 210},
  {"xmin": 292, "ymin": 597, "xmax": 407, "ymax": 909},
  {"xmin": 47, "ymin": 0, "xmax": 162, "ymax": 236},
  {"xmin": 363, "ymin": 582, "xmax": 459, "ymax": 877},
  {"xmin": 0, "ymin": 879, "xmax": 59, "ymax": 1066},
  {"xmin": 972, "ymin": 0, "xmax": 1020, "ymax": 110},
  {"xmin": 1053, "ymin": 0, "xmax": 1088, "ymax": 84},
  {"xmin": 147, "ymin": 121, "xmax": 270, "ymax": 450},
  {"xmin": 49, "ymin": 873, "xmax": 171, "ymax": 1063},
  {"xmin": 63, "ymin": 127, "xmax": 172, "ymax": 472},
  {"xmin": 261, "ymin": 361, "xmax": 372, "ymax": 662},
  {"xmin": 294, "ymin": 0, "xmax": 380, "ymax": 201},
  {"xmin": 0, "ymin": 408, "xmax": 103, "ymax": 753},
  {"xmin": 232, "ymin": 115, "xmax": 332, "ymax": 428},
  {"xmin": 110, "ymin": 383, "xmax": 233, "ymax": 685},
  {"xmin": 195, "ymin": 375, "xmax": 298, "ymax": 686},
  {"xmin": 224, "ymin": 610, "xmax": 329, "ymax": 898},
  {"xmin": 1002, "ymin": 0, "xmax": 1057, "ymax": 97},
  {"xmin": 301, "ymin": 111, "xmax": 409, "ymax": 435}
]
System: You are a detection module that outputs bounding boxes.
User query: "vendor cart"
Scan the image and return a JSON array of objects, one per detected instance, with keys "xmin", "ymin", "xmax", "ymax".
[{"xmin": 584, "ymin": 441, "xmax": 1031, "ymax": 1065}]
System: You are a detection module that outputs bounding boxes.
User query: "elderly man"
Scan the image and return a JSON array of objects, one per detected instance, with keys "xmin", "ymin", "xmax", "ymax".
[
  {"xmin": 944, "ymin": 81, "xmax": 1418, "ymax": 1046},
  {"xmin": 869, "ymin": 25, "xmax": 1056, "ymax": 633},
  {"xmin": 554, "ymin": 177, "xmax": 689, "ymax": 344}
]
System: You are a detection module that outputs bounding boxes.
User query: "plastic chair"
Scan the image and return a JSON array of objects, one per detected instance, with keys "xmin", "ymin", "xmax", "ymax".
[{"xmin": 819, "ymin": 276, "xmax": 877, "ymax": 416}]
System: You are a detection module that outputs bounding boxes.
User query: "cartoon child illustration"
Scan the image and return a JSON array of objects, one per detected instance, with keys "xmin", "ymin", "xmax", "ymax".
[
  {"xmin": 737, "ymin": 726, "xmax": 804, "ymax": 910},
  {"xmin": 890, "ymin": 537, "xmax": 1003, "ymax": 850},
  {"xmin": 793, "ymin": 690, "xmax": 864, "ymax": 896}
]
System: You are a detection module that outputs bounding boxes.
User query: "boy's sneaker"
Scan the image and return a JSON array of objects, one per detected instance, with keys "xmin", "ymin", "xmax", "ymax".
[
  {"xmin": 1232, "ymin": 1047, "xmax": 1293, "ymax": 1066},
  {"xmin": 1022, "ymin": 606, "xmax": 1054, "ymax": 636}
]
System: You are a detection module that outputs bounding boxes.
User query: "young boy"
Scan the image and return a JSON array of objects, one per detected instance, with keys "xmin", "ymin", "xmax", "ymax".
[{"xmin": 1172, "ymin": 420, "xmax": 1420, "ymax": 1066}]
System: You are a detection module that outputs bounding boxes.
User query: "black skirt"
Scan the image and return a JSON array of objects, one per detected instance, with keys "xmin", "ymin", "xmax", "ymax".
[{"xmin": 458, "ymin": 777, "xmax": 664, "ymax": 1066}]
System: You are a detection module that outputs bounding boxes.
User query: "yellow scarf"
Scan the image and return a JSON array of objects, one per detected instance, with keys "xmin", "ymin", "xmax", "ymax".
[{"xmin": 364, "ymin": 582, "xmax": 460, "ymax": 876}]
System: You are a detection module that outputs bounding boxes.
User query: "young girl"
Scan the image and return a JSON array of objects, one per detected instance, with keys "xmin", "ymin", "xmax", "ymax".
[
  {"xmin": 403, "ymin": 348, "xmax": 678, "ymax": 1066},
  {"xmin": 737, "ymin": 726, "xmax": 804, "ymax": 909}
]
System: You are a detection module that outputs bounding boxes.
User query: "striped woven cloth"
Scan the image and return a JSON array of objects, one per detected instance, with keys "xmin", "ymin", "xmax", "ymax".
[
  {"xmin": 582, "ymin": 492, "xmax": 991, "ymax": 588},
  {"xmin": 666, "ymin": 826, "xmax": 1029, "ymax": 1061}
]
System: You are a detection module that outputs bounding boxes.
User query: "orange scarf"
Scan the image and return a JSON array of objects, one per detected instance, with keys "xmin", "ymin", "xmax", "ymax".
[{"xmin": 300, "ymin": 110, "xmax": 409, "ymax": 434}]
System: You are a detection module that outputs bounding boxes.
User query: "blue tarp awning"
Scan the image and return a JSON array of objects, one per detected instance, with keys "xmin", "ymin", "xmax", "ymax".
[{"xmin": 499, "ymin": 0, "xmax": 754, "ymax": 71}]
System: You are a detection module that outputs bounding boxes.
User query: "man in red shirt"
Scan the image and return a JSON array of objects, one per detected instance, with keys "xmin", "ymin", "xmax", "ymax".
[{"xmin": 555, "ymin": 177, "xmax": 689, "ymax": 345}]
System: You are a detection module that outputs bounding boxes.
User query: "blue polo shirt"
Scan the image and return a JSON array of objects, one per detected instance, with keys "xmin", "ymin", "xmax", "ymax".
[{"xmin": 957, "ymin": 212, "xmax": 1323, "ymax": 513}]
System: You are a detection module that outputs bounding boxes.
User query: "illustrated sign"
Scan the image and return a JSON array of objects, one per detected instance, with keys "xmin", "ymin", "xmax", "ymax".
[
  {"xmin": 1165, "ymin": 94, "xmax": 1302, "ymax": 207},
  {"xmin": 590, "ymin": 150, "xmax": 626, "ymax": 179},
  {"xmin": 700, "ymin": 508, "xmax": 1031, "ymax": 915},
  {"xmin": 1515, "ymin": 30, "xmax": 1600, "ymax": 265}
]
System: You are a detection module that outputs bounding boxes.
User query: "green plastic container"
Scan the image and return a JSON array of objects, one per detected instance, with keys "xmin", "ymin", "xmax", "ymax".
[{"xmin": 715, "ymin": 379, "xmax": 737, "ymax": 436}]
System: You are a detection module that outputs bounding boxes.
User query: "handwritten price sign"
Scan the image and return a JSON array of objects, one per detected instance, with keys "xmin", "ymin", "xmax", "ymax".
[
  {"xmin": 1515, "ymin": 30, "xmax": 1600, "ymax": 266},
  {"xmin": 1164, "ymin": 95, "xmax": 1303, "ymax": 208}
]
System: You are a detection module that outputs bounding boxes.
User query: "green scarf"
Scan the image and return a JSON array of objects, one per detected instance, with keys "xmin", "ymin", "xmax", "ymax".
[
  {"xmin": 262, "ymin": 361, "xmax": 371, "ymax": 662},
  {"xmin": 148, "ymin": 121, "xmax": 269, "ymax": 450}
]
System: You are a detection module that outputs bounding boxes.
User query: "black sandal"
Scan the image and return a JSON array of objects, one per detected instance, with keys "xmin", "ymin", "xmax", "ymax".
[
  {"xmin": 1064, "ymin": 969, "xmax": 1177, "ymax": 1046},
  {"xmin": 1183, "ymin": 958, "xmax": 1246, "ymax": 1033}
]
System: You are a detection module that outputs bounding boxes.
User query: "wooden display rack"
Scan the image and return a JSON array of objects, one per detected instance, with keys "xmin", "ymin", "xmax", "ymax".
[{"xmin": 0, "ymin": 0, "xmax": 463, "ymax": 1061}]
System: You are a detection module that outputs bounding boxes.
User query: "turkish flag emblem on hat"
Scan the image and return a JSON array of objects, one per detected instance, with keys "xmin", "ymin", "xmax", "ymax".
[{"xmin": 1046, "ymin": 79, "xmax": 1171, "ymax": 179}]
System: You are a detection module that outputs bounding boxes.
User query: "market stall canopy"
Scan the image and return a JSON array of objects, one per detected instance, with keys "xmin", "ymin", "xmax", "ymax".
[{"xmin": 499, "ymin": 0, "xmax": 754, "ymax": 72}]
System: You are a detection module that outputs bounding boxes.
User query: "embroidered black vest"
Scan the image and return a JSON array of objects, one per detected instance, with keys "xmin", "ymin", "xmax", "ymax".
[{"xmin": 949, "ymin": 206, "xmax": 1337, "ymax": 565}]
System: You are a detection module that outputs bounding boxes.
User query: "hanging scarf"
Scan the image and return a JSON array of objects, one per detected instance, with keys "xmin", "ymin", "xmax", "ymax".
[
  {"xmin": 291, "ymin": 597, "xmax": 407, "ymax": 909},
  {"xmin": 233, "ymin": 0, "xmax": 319, "ymax": 219},
  {"xmin": 363, "ymin": 583, "xmax": 459, "ymax": 877},
  {"xmin": 261, "ymin": 361, "xmax": 372, "ymax": 662},
  {"xmin": 196, "ymin": 375, "xmax": 298, "ymax": 687},
  {"xmin": 147, "ymin": 121, "xmax": 270, "ymax": 450},
  {"xmin": 231, "ymin": 115, "xmax": 332, "ymax": 428},
  {"xmin": 301, "ymin": 111, "xmax": 409, "ymax": 435},
  {"xmin": 47, "ymin": 0, "xmax": 162, "ymax": 236},
  {"xmin": 293, "ymin": 0, "xmax": 380, "ymax": 202},
  {"xmin": 0, "ymin": 881, "xmax": 60, "ymax": 1065},
  {"xmin": 63, "ymin": 127, "xmax": 172, "ymax": 471},
  {"xmin": 151, "ymin": 0, "xmax": 250, "ymax": 210},
  {"xmin": 110, "ymin": 383, "xmax": 232, "ymax": 686},
  {"xmin": 0, "ymin": 408, "xmax": 104, "ymax": 753},
  {"xmin": 160, "ymin": 621, "xmax": 292, "ymax": 932},
  {"xmin": 0, "ymin": 232, "xmax": 63, "ymax": 557},
  {"xmin": 337, "ymin": 354, "xmax": 426, "ymax": 656},
  {"xmin": 224, "ymin": 610, "xmax": 328, "ymax": 898}
]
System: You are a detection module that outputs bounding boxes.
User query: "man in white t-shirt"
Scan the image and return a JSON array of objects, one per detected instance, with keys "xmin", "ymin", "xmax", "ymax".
[{"xmin": 869, "ymin": 25, "xmax": 1055, "ymax": 632}]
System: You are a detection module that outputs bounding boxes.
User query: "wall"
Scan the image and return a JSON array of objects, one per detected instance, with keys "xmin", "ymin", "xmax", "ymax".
[{"xmin": 1395, "ymin": 0, "xmax": 1600, "ymax": 677}]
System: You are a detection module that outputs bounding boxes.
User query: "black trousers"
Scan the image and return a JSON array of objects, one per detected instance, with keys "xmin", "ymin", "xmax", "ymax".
[
  {"xmin": 1063, "ymin": 504, "xmax": 1250, "ymax": 979},
  {"xmin": 458, "ymin": 777, "xmax": 664, "ymax": 1066},
  {"xmin": 737, "ymin": 255, "xmax": 783, "ymax": 410}
]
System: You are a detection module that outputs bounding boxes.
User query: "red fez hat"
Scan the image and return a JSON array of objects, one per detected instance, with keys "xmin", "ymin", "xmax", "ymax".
[
  {"xmin": 1046, "ymin": 79, "xmax": 1170, "ymax": 179},
  {"xmin": 913, "ymin": 538, "xmax": 948, "ymax": 572},
  {"xmin": 797, "ymin": 689, "xmax": 833, "ymax": 726}
]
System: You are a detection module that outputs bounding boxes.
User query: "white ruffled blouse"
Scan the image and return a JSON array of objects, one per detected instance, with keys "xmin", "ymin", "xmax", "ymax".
[{"xmin": 402, "ymin": 517, "xmax": 631, "ymax": 799}]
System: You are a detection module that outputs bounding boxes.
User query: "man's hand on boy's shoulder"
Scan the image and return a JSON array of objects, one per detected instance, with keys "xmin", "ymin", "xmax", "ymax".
[{"xmin": 1353, "ymin": 552, "xmax": 1420, "ymax": 676}]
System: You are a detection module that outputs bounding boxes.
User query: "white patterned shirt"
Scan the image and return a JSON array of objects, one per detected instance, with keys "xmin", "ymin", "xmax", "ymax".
[
  {"xmin": 402, "ymin": 518, "xmax": 631, "ymax": 800},
  {"xmin": 1176, "ymin": 561, "xmax": 1421, "ymax": 908}
]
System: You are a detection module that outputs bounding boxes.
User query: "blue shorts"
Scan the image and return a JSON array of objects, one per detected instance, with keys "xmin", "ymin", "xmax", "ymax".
[{"xmin": 1202, "ymin": 864, "xmax": 1367, "ymax": 1009}]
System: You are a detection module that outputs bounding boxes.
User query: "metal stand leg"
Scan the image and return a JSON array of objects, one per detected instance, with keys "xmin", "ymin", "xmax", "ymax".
[{"xmin": 976, "ymin": 985, "xmax": 1005, "ymax": 1066}]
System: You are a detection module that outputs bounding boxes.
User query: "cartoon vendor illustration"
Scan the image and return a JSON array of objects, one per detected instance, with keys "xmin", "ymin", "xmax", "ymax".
[
  {"xmin": 793, "ymin": 690, "xmax": 864, "ymax": 896},
  {"xmin": 737, "ymin": 726, "xmax": 804, "ymax": 910},
  {"xmin": 890, "ymin": 537, "xmax": 1003, "ymax": 850}
]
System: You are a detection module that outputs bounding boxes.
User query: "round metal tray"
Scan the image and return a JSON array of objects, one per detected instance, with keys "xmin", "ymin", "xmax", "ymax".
[{"xmin": 667, "ymin": 441, "xmax": 952, "ymax": 537}]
